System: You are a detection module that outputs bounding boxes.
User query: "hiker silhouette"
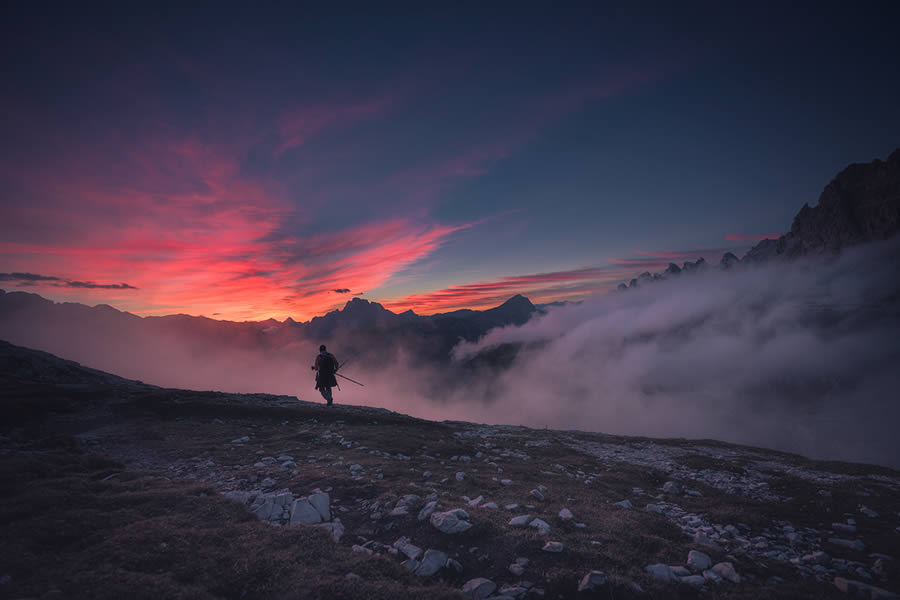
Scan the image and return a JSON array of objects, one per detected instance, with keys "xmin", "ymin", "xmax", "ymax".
[{"xmin": 312, "ymin": 344, "xmax": 339, "ymax": 406}]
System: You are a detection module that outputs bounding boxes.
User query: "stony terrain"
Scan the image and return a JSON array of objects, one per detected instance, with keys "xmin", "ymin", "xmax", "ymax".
[{"xmin": 2, "ymin": 340, "xmax": 899, "ymax": 599}]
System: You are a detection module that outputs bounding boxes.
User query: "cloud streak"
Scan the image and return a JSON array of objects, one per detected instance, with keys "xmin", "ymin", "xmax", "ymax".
[{"xmin": 0, "ymin": 273, "xmax": 137, "ymax": 290}]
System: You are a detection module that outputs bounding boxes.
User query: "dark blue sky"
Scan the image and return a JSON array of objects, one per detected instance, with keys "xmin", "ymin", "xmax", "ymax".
[{"xmin": 2, "ymin": 2, "xmax": 899, "ymax": 319}]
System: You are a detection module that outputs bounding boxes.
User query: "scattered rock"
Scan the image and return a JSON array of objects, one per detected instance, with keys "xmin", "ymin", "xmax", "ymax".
[
  {"xmin": 401, "ymin": 559, "xmax": 419, "ymax": 572},
  {"xmin": 687, "ymin": 550, "xmax": 712, "ymax": 572},
  {"xmin": 456, "ymin": 471, "xmax": 466, "ymax": 481},
  {"xmin": 645, "ymin": 563, "xmax": 676, "ymax": 581},
  {"xmin": 231, "ymin": 436, "xmax": 250, "ymax": 443},
  {"xmin": 530, "ymin": 489, "xmax": 545, "ymax": 501},
  {"xmin": 558, "ymin": 508, "xmax": 574, "ymax": 520},
  {"xmin": 578, "ymin": 571, "xmax": 607, "ymax": 593},
  {"xmin": 462, "ymin": 577, "xmax": 496, "ymax": 600},
  {"xmin": 833, "ymin": 577, "xmax": 900, "ymax": 599},
  {"xmin": 529, "ymin": 518, "xmax": 551, "ymax": 534},
  {"xmin": 415, "ymin": 549, "xmax": 449, "ymax": 577},
  {"xmin": 711, "ymin": 562, "xmax": 741, "ymax": 584},
  {"xmin": 500, "ymin": 479, "xmax": 513, "ymax": 486},
  {"xmin": 615, "ymin": 499, "xmax": 633, "ymax": 509},
  {"xmin": 418, "ymin": 500, "xmax": 438, "ymax": 521},
  {"xmin": 509, "ymin": 515, "xmax": 532, "ymax": 527},
  {"xmin": 802, "ymin": 551, "xmax": 831, "ymax": 566},
  {"xmin": 663, "ymin": 481, "xmax": 681, "ymax": 494},
  {"xmin": 313, "ymin": 518, "xmax": 344, "ymax": 541},
  {"xmin": 430, "ymin": 509, "xmax": 473, "ymax": 534},
  {"xmin": 681, "ymin": 575, "xmax": 706, "ymax": 587},
  {"xmin": 830, "ymin": 538, "xmax": 866, "ymax": 552},
  {"xmin": 542, "ymin": 541, "xmax": 564, "ymax": 552}
]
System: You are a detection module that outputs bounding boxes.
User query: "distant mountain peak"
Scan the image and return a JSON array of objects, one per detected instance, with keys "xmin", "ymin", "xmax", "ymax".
[{"xmin": 498, "ymin": 294, "xmax": 535, "ymax": 309}]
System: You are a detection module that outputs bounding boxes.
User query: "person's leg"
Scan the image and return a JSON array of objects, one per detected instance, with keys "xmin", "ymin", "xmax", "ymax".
[{"xmin": 322, "ymin": 387, "xmax": 333, "ymax": 405}]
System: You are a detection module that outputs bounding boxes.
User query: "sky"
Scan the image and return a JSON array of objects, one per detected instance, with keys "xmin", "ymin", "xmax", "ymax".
[{"xmin": 2, "ymin": 3, "xmax": 899, "ymax": 321}]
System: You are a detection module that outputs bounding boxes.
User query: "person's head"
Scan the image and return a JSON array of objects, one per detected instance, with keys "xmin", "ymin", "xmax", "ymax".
[{"xmin": 319, "ymin": 344, "xmax": 326, "ymax": 352}]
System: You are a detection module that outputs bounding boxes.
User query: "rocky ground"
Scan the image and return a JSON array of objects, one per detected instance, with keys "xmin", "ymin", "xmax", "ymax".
[{"xmin": 2, "ymin": 340, "xmax": 899, "ymax": 599}]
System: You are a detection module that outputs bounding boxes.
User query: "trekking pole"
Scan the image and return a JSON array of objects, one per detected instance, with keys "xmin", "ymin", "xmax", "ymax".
[{"xmin": 335, "ymin": 372, "xmax": 364, "ymax": 386}]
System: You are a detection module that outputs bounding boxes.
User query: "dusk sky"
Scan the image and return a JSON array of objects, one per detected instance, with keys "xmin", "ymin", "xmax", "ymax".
[{"xmin": 2, "ymin": 3, "xmax": 899, "ymax": 321}]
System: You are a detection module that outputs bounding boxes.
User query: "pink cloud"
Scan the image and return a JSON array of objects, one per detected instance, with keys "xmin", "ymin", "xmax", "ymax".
[{"xmin": 275, "ymin": 96, "xmax": 395, "ymax": 156}]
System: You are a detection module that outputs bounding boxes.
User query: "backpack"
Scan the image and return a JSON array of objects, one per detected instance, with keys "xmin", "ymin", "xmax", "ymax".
[{"xmin": 319, "ymin": 353, "xmax": 337, "ymax": 376}]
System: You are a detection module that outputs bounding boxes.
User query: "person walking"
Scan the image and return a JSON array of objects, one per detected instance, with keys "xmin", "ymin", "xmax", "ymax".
[{"xmin": 312, "ymin": 344, "xmax": 339, "ymax": 406}]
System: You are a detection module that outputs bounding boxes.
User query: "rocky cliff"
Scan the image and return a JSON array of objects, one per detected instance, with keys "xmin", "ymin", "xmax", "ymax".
[{"xmin": 744, "ymin": 148, "xmax": 900, "ymax": 262}]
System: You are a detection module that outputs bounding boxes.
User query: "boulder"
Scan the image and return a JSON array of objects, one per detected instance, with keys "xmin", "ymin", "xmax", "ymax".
[
  {"xmin": 307, "ymin": 492, "xmax": 331, "ymax": 521},
  {"xmin": 290, "ymin": 498, "xmax": 323, "ymax": 525}
]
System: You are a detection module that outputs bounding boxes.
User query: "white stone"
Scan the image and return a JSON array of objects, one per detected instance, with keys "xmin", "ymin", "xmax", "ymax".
[
  {"xmin": 558, "ymin": 508, "xmax": 574, "ymax": 520},
  {"xmin": 500, "ymin": 479, "xmax": 513, "ymax": 486}
]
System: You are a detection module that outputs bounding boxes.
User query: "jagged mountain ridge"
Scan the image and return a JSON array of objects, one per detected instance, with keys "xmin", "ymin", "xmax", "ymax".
[{"xmin": 620, "ymin": 148, "xmax": 900, "ymax": 288}]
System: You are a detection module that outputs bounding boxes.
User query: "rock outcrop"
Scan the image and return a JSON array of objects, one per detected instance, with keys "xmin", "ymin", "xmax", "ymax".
[{"xmin": 744, "ymin": 148, "xmax": 900, "ymax": 262}]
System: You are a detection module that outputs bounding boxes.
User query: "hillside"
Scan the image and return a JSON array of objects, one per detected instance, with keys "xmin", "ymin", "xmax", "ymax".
[{"xmin": 2, "ymin": 340, "xmax": 898, "ymax": 599}]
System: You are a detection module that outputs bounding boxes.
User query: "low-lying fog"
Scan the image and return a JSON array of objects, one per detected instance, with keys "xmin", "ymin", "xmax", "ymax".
[{"xmin": 3, "ymin": 238, "xmax": 899, "ymax": 468}]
